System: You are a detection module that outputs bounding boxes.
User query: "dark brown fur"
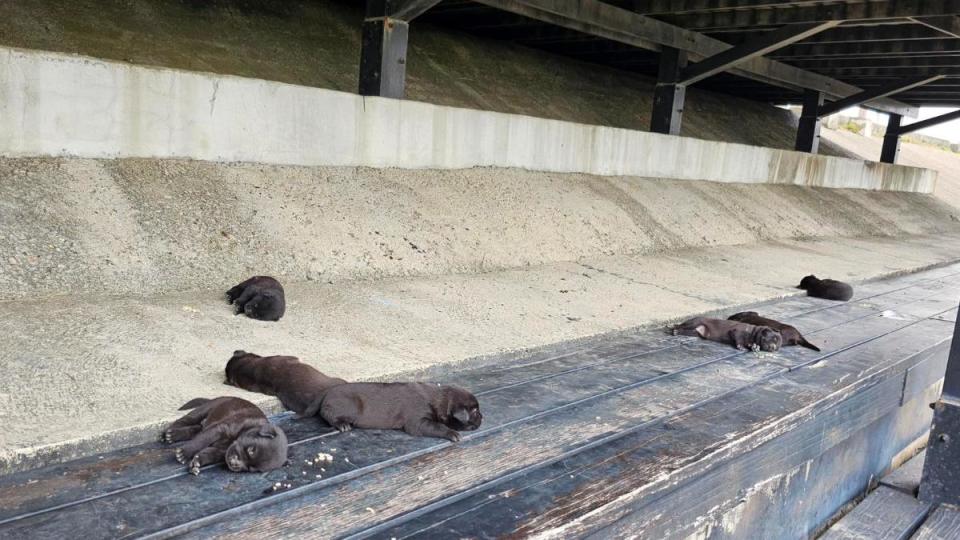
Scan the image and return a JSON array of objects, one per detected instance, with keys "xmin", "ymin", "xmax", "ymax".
[
  {"xmin": 160, "ymin": 397, "xmax": 287, "ymax": 475},
  {"xmin": 798, "ymin": 275, "xmax": 853, "ymax": 301},
  {"xmin": 728, "ymin": 311, "xmax": 820, "ymax": 352},
  {"xmin": 671, "ymin": 316, "xmax": 782, "ymax": 352},
  {"xmin": 318, "ymin": 382, "xmax": 482, "ymax": 442},
  {"xmin": 226, "ymin": 276, "xmax": 286, "ymax": 321},
  {"xmin": 224, "ymin": 351, "xmax": 347, "ymax": 417}
]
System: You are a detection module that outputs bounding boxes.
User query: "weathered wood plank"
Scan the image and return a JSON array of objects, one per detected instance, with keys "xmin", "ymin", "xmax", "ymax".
[
  {"xmin": 902, "ymin": 350, "xmax": 949, "ymax": 405},
  {"xmin": 354, "ymin": 322, "xmax": 951, "ymax": 539},
  {"xmin": 177, "ymin": 319, "xmax": 952, "ymax": 538},
  {"xmin": 881, "ymin": 450, "xmax": 927, "ymax": 496},
  {"xmin": 2, "ymin": 277, "xmax": 930, "ymax": 525},
  {"xmin": 0, "ymin": 270, "xmax": 955, "ymax": 538},
  {"xmin": 913, "ymin": 504, "xmax": 960, "ymax": 540},
  {"xmin": 821, "ymin": 486, "xmax": 931, "ymax": 540}
]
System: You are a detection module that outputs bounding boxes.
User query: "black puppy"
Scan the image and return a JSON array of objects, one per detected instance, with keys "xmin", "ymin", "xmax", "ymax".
[
  {"xmin": 225, "ymin": 351, "xmax": 347, "ymax": 417},
  {"xmin": 161, "ymin": 397, "xmax": 288, "ymax": 475},
  {"xmin": 798, "ymin": 275, "xmax": 853, "ymax": 301},
  {"xmin": 318, "ymin": 383, "xmax": 482, "ymax": 442},
  {"xmin": 728, "ymin": 311, "xmax": 820, "ymax": 352},
  {"xmin": 672, "ymin": 316, "xmax": 782, "ymax": 352},
  {"xmin": 226, "ymin": 276, "xmax": 286, "ymax": 321}
]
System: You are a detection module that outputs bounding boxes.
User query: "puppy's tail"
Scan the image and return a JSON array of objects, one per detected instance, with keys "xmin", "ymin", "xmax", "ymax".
[
  {"xmin": 798, "ymin": 338, "xmax": 821, "ymax": 352},
  {"xmin": 178, "ymin": 397, "xmax": 211, "ymax": 410}
]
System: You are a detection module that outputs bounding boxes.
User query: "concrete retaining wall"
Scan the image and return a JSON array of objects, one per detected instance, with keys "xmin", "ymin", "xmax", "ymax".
[{"xmin": 0, "ymin": 47, "xmax": 937, "ymax": 193}]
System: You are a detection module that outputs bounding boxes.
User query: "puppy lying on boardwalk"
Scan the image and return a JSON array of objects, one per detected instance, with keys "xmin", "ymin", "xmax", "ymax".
[
  {"xmin": 225, "ymin": 351, "xmax": 347, "ymax": 417},
  {"xmin": 226, "ymin": 276, "xmax": 286, "ymax": 321},
  {"xmin": 319, "ymin": 383, "xmax": 482, "ymax": 442},
  {"xmin": 728, "ymin": 311, "xmax": 820, "ymax": 352},
  {"xmin": 161, "ymin": 397, "xmax": 288, "ymax": 475},
  {"xmin": 672, "ymin": 316, "xmax": 782, "ymax": 352},
  {"xmin": 798, "ymin": 275, "xmax": 853, "ymax": 301}
]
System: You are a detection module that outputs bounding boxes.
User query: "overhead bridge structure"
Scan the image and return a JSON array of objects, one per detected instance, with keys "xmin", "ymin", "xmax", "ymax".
[{"xmin": 362, "ymin": 0, "xmax": 960, "ymax": 161}]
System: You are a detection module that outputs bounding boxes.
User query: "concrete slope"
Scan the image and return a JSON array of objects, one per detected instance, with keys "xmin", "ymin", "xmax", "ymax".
[
  {"xmin": 0, "ymin": 0, "xmax": 854, "ymax": 158},
  {"xmin": 1, "ymin": 157, "xmax": 957, "ymax": 300},
  {"xmin": 822, "ymin": 127, "xmax": 960, "ymax": 210},
  {"xmin": 3, "ymin": 232, "xmax": 960, "ymax": 473}
]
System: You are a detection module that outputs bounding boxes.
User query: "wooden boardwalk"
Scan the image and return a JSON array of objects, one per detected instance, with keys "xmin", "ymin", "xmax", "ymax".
[{"xmin": 1, "ymin": 265, "xmax": 959, "ymax": 538}]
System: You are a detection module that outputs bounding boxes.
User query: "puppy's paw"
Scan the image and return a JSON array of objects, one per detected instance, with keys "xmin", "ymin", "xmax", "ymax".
[
  {"xmin": 333, "ymin": 422, "xmax": 352, "ymax": 433},
  {"xmin": 670, "ymin": 328, "xmax": 679, "ymax": 336},
  {"xmin": 750, "ymin": 343, "xmax": 760, "ymax": 352},
  {"xmin": 189, "ymin": 456, "xmax": 202, "ymax": 476},
  {"xmin": 445, "ymin": 430, "xmax": 461, "ymax": 443},
  {"xmin": 174, "ymin": 448, "xmax": 187, "ymax": 464}
]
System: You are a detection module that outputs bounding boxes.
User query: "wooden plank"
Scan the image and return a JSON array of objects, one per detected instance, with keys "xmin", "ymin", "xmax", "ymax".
[
  {"xmin": 0, "ymin": 272, "xmax": 955, "ymax": 536},
  {"xmin": 321, "ymin": 324, "xmax": 953, "ymax": 539},
  {"xmin": 902, "ymin": 351, "xmax": 949, "ymax": 405},
  {"xmin": 913, "ymin": 505, "xmax": 960, "ymax": 540},
  {"xmin": 821, "ymin": 486, "xmax": 931, "ymax": 540},
  {"xmin": 170, "ymin": 318, "xmax": 953, "ymax": 538},
  {"xmin": 882, "ymin": 450, "xmax": 927, "ymax": 496},
  {"xmin": 0, "ymin": 274, "xmax": 950, "ymax": 528}
]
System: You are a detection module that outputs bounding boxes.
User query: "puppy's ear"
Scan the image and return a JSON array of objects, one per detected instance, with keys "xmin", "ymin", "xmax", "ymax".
[
  {"xmin": 453, "ymin": 408, "xmax": 470, "ymax": 424},
  {"xmin": 258, "ymin": 425, "xmax": 278, "ymax": 439}
]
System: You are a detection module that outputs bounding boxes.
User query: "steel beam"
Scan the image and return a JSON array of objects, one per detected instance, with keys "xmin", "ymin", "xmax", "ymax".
[
  {"xmin": 679, "ymin": 21, "xmax": 840, "ymax": 85},
  {"xmin": 771, "ymin": 39, "xmax": 960, "ymax": 60},
  {"xmin": 912, "ymin": 15, "xmax": 960, "ymax": 38},
  {"xmin": 880, "ymin": 114, "xmax": 903, "ymax": 163},
  {"xmin": 651, "ymin": 47, "xmax": 688, "ymax": 135},
  {"xmin": 471, "ymin": 0, "xmax": 918, "ymax": 117},
  {"xmin": 920, "ymin": 297, "xmax": 960, "ymax": 507},
  {"xmin": 817, "ymin": 75, "xmax": 945, "ymax": 117},
  {"xmin": 894, "ymin": 108, "xmax": 960, "ymax": 134},
  {"xmin": 794, "ymin": 89, "xmax": 823, "ymax": 153},
  {"xmin": 657, "ymin": 1, "xmax": 960, "ymax": 31},
  {"xmin": 359, "ymin": 0, "xmax": 441, "ymax": 98},
  {"xmin": 367, "ymin": 0, "xmax": 443, "ymax": 20}
]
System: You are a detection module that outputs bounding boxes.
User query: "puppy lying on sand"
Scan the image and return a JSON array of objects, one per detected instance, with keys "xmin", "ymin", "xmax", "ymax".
[
  {"xmin": 161, "ymin": 396, "xmax": 287, "ymax": 475},
  {"xmin": 672, "ymin": 316, "xmax": 782, "ymax": 352},
  {"xmin": 225, "ymin": 350, "xmax": 347, "ymax": 417},
  {"xmin": 798, "ymin": 275, "xmax": 853, "ymax": 301},
  {"xmin": 319, "ymin": 383, "xmax": 482, "ymax": 442},
  {"xmin": 728, "ymin": 311, "xmax": 820, "ymax": 352},
  {"xmin": 227, "ymin": 276, "xmax": 286, "ymax": 321}
]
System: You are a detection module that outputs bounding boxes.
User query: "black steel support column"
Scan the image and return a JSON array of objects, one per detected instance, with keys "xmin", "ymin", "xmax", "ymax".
[
  {"xmin": 359, "ymin": 6, "xmax": 410, "ymax": 98},
  {"xmin": 650, "ymin": 47, "xmax": 687, "ymax": 136},
  {"xmin": 880, "ymin": 114, "xmax": 902, "ymax": 164},
  {"xmin": 920, "ymin": 297, "xmax": 960, "ymax": 506},
  {"xmin": 794, "ymin": 89, "xmax": 823, "ymax": 154}
]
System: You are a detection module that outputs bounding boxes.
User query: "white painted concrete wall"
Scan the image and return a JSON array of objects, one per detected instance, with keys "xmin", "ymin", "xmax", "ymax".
[{"xmin": 0, "ymin": 47, "xmax": 937, "ymax": 193}]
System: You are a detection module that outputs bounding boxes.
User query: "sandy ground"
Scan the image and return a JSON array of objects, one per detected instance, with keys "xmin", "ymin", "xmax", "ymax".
[
  {"xmin": 822, "ymin": 128, "xmax": 960, "ymax": 210},
  {"xmin": 3, "ymin": 232, "xmax": 960, "ymax": 473},
  {"xmin": 2, "ymin": 158, "xmax": 957, "ymax": 300}
]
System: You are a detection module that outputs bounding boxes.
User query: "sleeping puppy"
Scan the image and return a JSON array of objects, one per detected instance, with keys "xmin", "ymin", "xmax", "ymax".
[
  {"xmin": 225, "ymin": 350, "xmax": 347, "ymax": 417},
  {"xmin": 226, "ymin": 276, "xmax": 286, "ymax": 321},
  {"xmin": 798, "ymin": 275, "xmax": 853, "ymax": 301},
  {"xmin": 160, "ymin": 397, "xmax": 287, "ymax": 475},
  {"xmin": 318, "ymin": 383, "xmax": 482, "ymax": 442},
  {"xmin": 672, "ymin": 316, "xmax": 782, "ymax": 352},
  {"xmin": 728, "ymin": 311, "xmax": 820, "ymax": 352}
]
